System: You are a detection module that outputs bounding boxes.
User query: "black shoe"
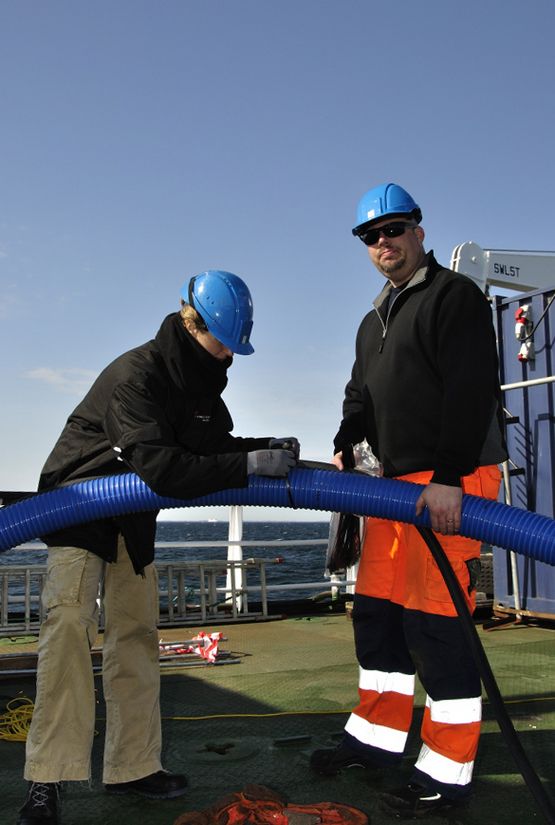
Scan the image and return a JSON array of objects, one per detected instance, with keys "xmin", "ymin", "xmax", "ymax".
[
  {"xmin": 380, "ymin": 782, "xmax": 466, "ymax": 819},
  {"xmin": 17, "ymin": 782, "xmax": 62, "ymax": 825},
  {"xmin": 309, "ymin": 743, "xmax": 377, "ymax": 776},
  {"xmin": 105, "ymin": 769, "xmax": 188, "ymax": 799}
]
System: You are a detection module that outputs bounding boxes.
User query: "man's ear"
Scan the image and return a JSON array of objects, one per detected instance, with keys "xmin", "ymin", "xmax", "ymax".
[{"xmin": 415, "ymin": 225, "xmax": 425, "ymax": 243}]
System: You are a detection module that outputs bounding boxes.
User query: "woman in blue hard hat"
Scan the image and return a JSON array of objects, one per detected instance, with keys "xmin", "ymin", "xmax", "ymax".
[{"xmin": 18, "ymin": 270, "xmax": 300, "ymax": 825}]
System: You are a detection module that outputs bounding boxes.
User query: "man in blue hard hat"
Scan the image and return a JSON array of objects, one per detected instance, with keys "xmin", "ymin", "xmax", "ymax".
[
  {"xmin": 310, "ymin": 184, "xmax": 507, "ymax": 817},
  {"xmin": 17, "ymin": 270, "xmax": 300, "ymax": 825}
]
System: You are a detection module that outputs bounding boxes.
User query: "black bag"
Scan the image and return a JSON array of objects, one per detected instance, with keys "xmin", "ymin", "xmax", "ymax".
[{"xmin": 325, "ymin": 445, "xmax": 362, "ymax": 574}]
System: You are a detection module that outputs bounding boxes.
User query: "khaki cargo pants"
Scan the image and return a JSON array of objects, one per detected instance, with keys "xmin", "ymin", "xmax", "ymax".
[{"xmin": 24, "ymin": 538, "xmax": 162, "ymax": 783}]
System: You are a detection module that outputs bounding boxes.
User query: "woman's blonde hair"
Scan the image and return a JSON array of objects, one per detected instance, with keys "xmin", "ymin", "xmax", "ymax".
[{"xmin": 180, "ymin": 302, "xmax": 207, "ymax": 333}]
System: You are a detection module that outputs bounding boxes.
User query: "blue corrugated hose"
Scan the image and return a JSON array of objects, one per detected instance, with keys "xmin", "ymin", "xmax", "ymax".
[{"xmin": 1, "ymin": 464, "xmax": 554, "ymax": 564}]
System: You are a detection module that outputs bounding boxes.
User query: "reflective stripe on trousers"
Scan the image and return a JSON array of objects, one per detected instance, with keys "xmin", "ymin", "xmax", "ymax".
[{"xmin": 345, "ymin": 465, "xmax": 501, "ymax": 797}]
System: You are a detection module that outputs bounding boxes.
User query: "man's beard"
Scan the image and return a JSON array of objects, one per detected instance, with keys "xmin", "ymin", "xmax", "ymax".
[{"xmin": 377, "ymin": 249, "xmax": 406, "ymax": 275}]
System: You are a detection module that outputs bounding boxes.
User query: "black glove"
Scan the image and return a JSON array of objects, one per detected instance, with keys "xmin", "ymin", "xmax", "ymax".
[
  {"xmin": 247, "ymin": 449, "xmax": 297, "ymax": 477},
  {"xmin": 268, "ymin": 437, "xmax": 300, "ymax": 460}
]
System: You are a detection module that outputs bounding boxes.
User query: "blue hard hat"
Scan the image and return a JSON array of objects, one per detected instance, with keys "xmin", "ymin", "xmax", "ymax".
[
  {"xmin": 352, "ymin": 183, "xmax": 422, "ymax": 236},
  {"xmin": 182, "ymin": 270, "xmax": 254, "ymax": 355}
]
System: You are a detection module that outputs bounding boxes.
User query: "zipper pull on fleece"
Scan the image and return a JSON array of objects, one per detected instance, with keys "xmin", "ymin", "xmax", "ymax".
[{"xmin": 378, "ymin": 330, "xmax": 386, "ymax": 353}]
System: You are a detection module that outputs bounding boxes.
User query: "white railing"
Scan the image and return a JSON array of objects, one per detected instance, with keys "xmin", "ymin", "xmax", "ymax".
[{"xmin": 0, "ymin": 523, "xmax": 355, "ymax": 635}]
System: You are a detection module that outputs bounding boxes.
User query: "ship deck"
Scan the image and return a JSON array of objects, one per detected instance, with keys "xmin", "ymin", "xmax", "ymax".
[{"xmin": 1, "ymin": 609, "xmax": 554, "ymax": 825}]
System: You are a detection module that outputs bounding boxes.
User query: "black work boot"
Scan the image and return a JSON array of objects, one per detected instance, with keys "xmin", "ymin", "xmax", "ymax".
[
  {"xmin": 105, "ymin": 769, "xmax": 188, "ymax": 799},
  {"xmin": 17, "ymin": 782, "xmax": 62, "ymax": 825},
  {"xmin": 309, "ymin": 742, "xmax": 378, "ymax": 776},
  {"xmin": 380, "ymin": 782, "xmax": 468, "ymax": 819}
]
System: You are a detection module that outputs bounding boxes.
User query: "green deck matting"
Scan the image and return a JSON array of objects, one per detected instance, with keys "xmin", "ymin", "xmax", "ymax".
[{"xmin": 1, "ymin": 614, "xmax": 554, "ymax": 824}]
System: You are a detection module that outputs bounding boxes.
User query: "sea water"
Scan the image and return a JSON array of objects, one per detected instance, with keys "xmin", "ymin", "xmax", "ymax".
[
  {"xmin": 157, "ymin": 521, "xmax": 332, "ymax": 601},
  {"xmin": 0, "ymin": 521, "xmax": 334, "ymax": 603}
]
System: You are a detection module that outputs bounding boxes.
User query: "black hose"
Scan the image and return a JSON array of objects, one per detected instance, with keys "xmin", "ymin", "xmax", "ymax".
[
  {"xmin": 0, "ymin": 491, "xmax": 34, "ymax": 505},
  {"xmin": 417, "ymin": 526, "xmax": 555, "ymax": 825}
]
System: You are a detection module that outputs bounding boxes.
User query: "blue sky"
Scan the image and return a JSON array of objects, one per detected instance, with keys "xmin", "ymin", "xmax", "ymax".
[{"xmin": 1, "ymin": 0, "xmax": 554, "ymax": 522}]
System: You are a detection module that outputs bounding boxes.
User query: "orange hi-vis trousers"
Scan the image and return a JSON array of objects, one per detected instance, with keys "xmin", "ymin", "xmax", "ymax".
[{"xmin": 344, "ymin": 465, "xmax": 501, "ymax": 799}]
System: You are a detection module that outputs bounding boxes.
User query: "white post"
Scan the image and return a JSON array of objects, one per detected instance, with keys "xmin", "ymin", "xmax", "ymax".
[
  {"xmin": 502, "ymin": 460, "xmax": 522, "ymax": 618},
  {"xmin": 330, "ymin": 572, "xmax": 342, "ymax": 600},
  {"xmin": 346, "ymin": 561, "xmax": 359, "ymax": 595},
  {"xmin": 226, "ymin": 505, "xmax": 244, "ymax": 611}
]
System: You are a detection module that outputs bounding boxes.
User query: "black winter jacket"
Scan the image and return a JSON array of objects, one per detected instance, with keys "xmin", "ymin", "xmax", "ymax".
[
  {"xmin": 334, "ymin": 253, "xmax": 507, "ymax": 486},
  {"xmin": 39, "ymin": 313, "xmax": 270, "ymax": 572}
]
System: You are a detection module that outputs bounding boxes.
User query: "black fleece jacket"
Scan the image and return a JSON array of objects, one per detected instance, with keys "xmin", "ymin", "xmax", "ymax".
[
  {"xmin": 334, "ymin": 252, "xmax": 507, "ymax": 486},
  {"xmin": 39, "ymin": 313, "xmax": 269, "ymax": 572}
]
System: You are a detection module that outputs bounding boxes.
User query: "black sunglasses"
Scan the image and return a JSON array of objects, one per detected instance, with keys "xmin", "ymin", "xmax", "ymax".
[{"xmin": 355, "ymin": 221, "xmax": 416, "ymax": 246}]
